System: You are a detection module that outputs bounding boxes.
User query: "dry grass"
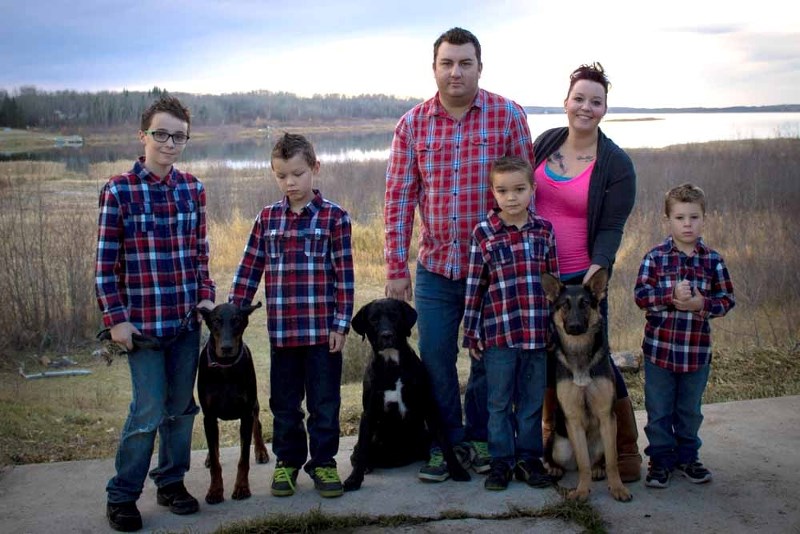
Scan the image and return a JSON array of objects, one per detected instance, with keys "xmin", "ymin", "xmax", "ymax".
[{"xmin": 0, "ymin": 138, "xmax": 799, "ymax": 467}]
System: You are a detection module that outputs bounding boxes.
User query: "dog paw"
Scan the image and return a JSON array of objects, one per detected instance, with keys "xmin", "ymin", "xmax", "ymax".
[
  {"xmin": 343, "ymin": 476, "xmax": 363, "ymax": 492},
  {"xmin": 205, "ymin": 491, "xmax": 224, "ymax": 505},
  {"xmin": 567, "ymin": 487, "xmax": 591, "ymax": 502},
  {"xmin": 591, "ymin": 466, "xmax": 606, "ymax": 481},
  {"xmin": 609, "ymin": 484, "xmax": 633, "ymax": 502},
  {"xmin": 231, "ymin": 486, "xmax": 252, "ymax": 500},
  {"xmin": 450, "ymin": 467, "xmax": 472, "ymax": 482},
  {"xmin": 255, "ymin": 449, "xmax": 270, "ymax": 464}
]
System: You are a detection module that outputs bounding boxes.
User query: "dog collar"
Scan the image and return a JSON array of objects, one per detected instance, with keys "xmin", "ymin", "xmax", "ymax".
[{"xmin": 207, "ymin": 343, "xmax": 246, "ymax": 369}]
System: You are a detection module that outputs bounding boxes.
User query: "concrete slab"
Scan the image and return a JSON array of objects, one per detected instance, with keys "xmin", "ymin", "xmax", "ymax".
[{"xmin": 1, "ymin": 396, "xmax": 798, "ymax": 533}]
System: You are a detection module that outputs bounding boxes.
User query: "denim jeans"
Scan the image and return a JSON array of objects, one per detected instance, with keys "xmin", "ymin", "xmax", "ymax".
[
  {"xmin": 269, "ymin": 343, "xmax": 342, "ymax": 472},
  {"xmin": 484, "ymin": 347, "xmax": 547, "ymax": 467},
  {"xmin": 643, "ymin": 359, "xmax": 710, "ymax": 469},
  {"xmin": 415, "ymin": 263, "xmax": 488, "ymax": 445},
  {"xmin": 107, "ymin": 328, "xmax": 201, "ymax": 504}
]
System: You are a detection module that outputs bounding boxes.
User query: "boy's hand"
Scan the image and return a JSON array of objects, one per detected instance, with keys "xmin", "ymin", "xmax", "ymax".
[
  {"xmin": 469, "ymin": 341, "xmax": 484, "ymax": 361},
  {"xmin": 329, "ymin": 331, "xmax": 346, "ymax": 353},
  {"xmin": 674, "ymin": 286, "xmax": 705, "ymax": 313},
  {"xmin": 110, "ymin": 321, "xmax": 141, "ymax": 351},
  {"xmin": 673, "ymin": 279, "xmax": 694, "ymax": 302}
]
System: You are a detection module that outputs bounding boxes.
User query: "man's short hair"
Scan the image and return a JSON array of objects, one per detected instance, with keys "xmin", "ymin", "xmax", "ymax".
[
  {"xmin": 490, "ymin": 156, "xmax": 533, "ymax": 184},
  {"xmin": 270, "ymin": 133, "xmax": 317, "ymax": 168},
  {"xmin": 141, "ymin": 95, "xmax": 191, "ymax": 133},
  {"xmin": 665, "ymin": 183, "xmax": 706, "ymax": 215},
  {"xmin": 433, "ymin": 27, "xmax": 482, "ymax": 66}
]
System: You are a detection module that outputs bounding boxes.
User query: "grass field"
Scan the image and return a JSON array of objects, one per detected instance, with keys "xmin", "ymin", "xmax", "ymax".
[{"xmin": 0, "ymin": 138, "xmax": 799, "ymax": 467}]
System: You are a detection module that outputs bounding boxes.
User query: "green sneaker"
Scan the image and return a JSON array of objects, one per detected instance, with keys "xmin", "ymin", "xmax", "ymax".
[
  {"xmin": 271, "ymin": 462, "xmax": 299, "ymax": 497},
  {"xmin": 469, "ymin": 441, "xmax": 491, "ymax": 474},
  {"xmin": 309, "ymin": 466, "xmax": 344, "ymax": 498},
  {"xmin": 418, "ymin": 448, "xmax": 449, "ymax": 482}
]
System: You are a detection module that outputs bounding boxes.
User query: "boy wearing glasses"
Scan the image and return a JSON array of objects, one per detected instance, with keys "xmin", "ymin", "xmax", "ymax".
[{"xmin": 96, "ymin": 95, "xmax": 215, "ymax": 532}]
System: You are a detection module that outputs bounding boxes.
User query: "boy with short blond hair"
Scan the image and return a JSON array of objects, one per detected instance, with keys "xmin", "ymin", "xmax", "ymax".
[
  {"xmin": 634, "ymin": 183, "xmax": 735, "ymax": 489},
  {"xmin": 228, "ymin": 133, "xmax": 354, "ymax": 498},
  {"xmin": 462, "ymin": 156, "xmax": 559, "ymax": 491}
]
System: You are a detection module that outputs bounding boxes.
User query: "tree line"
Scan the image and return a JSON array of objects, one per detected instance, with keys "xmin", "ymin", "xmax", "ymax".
[{"xmin": 0, "ymin": 86, "xmax": 423, "ymax": 129}]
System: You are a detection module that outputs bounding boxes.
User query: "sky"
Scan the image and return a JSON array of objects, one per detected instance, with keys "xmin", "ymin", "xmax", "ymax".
[{"xmin": 1, "ymin": 0, "xmax": 798, "ymax": 108}]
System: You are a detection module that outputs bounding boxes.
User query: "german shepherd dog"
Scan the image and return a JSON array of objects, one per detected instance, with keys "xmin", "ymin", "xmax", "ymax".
[{"xmin": 541, "ymin": 269, "xmax": 632, "ymax": 502}]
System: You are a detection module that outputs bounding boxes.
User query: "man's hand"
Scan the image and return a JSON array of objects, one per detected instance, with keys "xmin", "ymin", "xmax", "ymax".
[
  {"xmin": 469, "ymin": 340, "xmax": 484, "ymax": 361},
  {"xmin": 329, "ymin": 331, "xmax": 347, "ymax": 353},
  {"xmin": 196, "ymin": 299, "xmax": 214, "ymax": 322},
  {"xmin": 582, "ymin": 264, "xmax": 603, "ymax": 285},
  {"xmin": 110, "ymin": 321, "xmax": 141, "ymax": 351},
  {"xmin": 385, "ymin": 278, "xmax": 412, "ymax": 301}
]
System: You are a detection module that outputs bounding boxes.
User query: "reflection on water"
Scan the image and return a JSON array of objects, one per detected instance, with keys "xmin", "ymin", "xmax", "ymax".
[{"xmin": 2, "ymin": 113, "xmax": 798, "ymax": 171}]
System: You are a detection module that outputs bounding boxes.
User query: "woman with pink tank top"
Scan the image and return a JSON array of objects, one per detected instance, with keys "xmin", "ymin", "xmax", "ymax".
[{"xmin": 533, "ymin": 63, "xmax": 642, "ymax": 482}]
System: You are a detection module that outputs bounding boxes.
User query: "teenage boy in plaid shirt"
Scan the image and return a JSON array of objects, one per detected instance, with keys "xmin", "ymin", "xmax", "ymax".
[
  {"xmin": 384, "ymin": 27, "xmax": 535, "ymax": 481},
  {"xmin": 96, "ymin": 95, "xmax": 215, "ymax": 532},
  {"xmin": 462, "ymin": 156, "xmax": 559, "ymax": 491},
  {"xmin": 229, "ymin": 133, "xmax": 354, "ymax": 499},
  {"xmin": 634, "ymin": 183, "xmax": 735, "ymax": 489}
]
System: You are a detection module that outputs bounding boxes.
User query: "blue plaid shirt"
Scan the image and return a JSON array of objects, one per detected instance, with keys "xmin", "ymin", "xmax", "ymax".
[
  {"xmin": 463, "ymin": 209, "xmax": 559, "ymax": 350},
  {"xmin": 228, "ymin": 190, "xmax": 354, "ymax": 348},
  {"xmin": 634, "ymin": 236, "xmax": 735, "ymax": 372}
]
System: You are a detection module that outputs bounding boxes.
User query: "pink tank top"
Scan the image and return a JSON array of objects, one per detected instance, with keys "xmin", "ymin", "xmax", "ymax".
[{"xmin": 533, "ymin": 160, "xmax": 594, "ymax": 276}]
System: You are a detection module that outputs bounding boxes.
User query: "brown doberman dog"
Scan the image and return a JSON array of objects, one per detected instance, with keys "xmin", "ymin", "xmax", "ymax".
[{"xmin": 198, "ymin": 302, "xmax": 269, "ymax": 504}]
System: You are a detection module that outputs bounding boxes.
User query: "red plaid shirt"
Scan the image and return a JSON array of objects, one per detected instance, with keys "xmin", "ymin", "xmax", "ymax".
[
  {"xmin": 385, "ymin": 89, "xmax": 535, "ymax": 281},
  {"xmin": 463, "ymin": 210, "xmax": 560, "ymax": 350},
  {"xmin": 95, "ymin": 158, "xmax": 215, "ymax": 337},
  {"xmin": 228, "ymin": 190, "xmax": 354, "ymax": 348},
  {"xmin": 634, "ymin": 236, "xmax": 735, "ymax": 372}
]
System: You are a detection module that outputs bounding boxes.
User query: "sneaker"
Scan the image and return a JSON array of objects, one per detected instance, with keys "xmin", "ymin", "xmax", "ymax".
[
  {"xmin": 271, "ymin": 462, "xmax": 299, "ymax": 497},
  {"xmin": 309, "ymin": 465, "xmax": 344, "ymax": 498},
  {"xmin": 645, "ymin": 464, "xmax": 671, "ymax": 488},
  {"xmin": 676, "ymin": 461, "xmax": 713, "ymax": 484},
  {"xmin": 514, "ymin": 458, "xmax": 552, "ymax": 488},
  {"xmin": 156, "ymin": 481, "xmax": 199, "ymax": 515},
  {"xmin": 469, "ymin": 441, "xmax": 491, "ymax": 474},
  {"xmin": 418, "ymin": 448, "xmax": 450, "ymax": 482},
  {"xmin": 484, "ymin": 461, "xmax": 513, "ymax": 491},
  {"xmin": 106, "ymin": 501, "xmax": 142, "ymax": 532}
]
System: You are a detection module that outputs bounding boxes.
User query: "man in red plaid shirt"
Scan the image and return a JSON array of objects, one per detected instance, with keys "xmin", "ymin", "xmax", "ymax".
[{"xmin": 384, "ymin": 27, "xmax": 535, "ymax": 481}]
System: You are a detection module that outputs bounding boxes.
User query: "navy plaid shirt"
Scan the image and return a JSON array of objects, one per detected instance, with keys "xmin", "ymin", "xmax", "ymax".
[
  {"xmin": 95, "ymin": 157, "xmax": 215, "ymax": 337},
  {"xmin": 634, "ymin": 236, "xmax": 735, "ymax": 372},
  {"xmin": 229, "ymin": 190, "xmax": 354, "ymax": 348},
  {"xmin": 463, "ymin": 209, "xmax": 559, "ymax": 350}
]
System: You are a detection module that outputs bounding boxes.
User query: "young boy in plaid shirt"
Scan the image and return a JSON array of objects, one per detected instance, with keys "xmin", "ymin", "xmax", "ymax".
[
  {"xmin": 228, "ymin": 133, "xmax": 354, "ymax": 498},
  {"xmin": 462, "ymin": 156, "xmax": 559, "ymax": 491},
  {"xmin": 634, "ymin": 183, "xmax": 735, "ymax": 489}
]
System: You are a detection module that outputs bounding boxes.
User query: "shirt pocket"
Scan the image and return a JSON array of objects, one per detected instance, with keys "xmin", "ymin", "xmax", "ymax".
[
  {"xmin": 265, "ymin": 229, "xmax": 283, "ymax": 260},
  {"xmin": 485, "ymin": 237, "xmax": 513, "ymax": 266},
  {"xmin": 471, "ymin": 133, "xmax": 504, "ymax": 160},
  {"xmin": 655, "ymin": 265, "xmax": 680, "ymax": 291},
  {"xmin": 123, "ymin": 203, "xmax": 155, "ymax": 234},
  {"xmin": 304, "ymin": 228, "xmax": 330, "ymax": 257},
  {"xmin": 414, "ymin": 140, "xmax": 443, "ymax": 172},
  {"xmin": 526, "ymin": 236, "xmax": 548, "ymax": 261},
  {"xmin": 175, "ymin": 200, "xmax": 197, "ymax": 233}
]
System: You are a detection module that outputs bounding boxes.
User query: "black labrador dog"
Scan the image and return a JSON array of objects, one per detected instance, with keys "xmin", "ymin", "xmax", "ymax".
[
  {"xmin": 343, "ymin": 298, "xmax": 471, "ymax": 491},
  {"xmin": 198, "ymin": 302, "xmax": 269, "ymax": 504}
]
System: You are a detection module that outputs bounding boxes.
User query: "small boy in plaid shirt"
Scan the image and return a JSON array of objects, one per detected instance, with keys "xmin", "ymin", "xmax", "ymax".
[
  {"xmin": 634, "ymin": 183, "xmax": 735, "ymax": 489},
  {"xmin": 462, "ymin": 156, "xmax": 559, "ymax": 491},
  {"xmin": 228, "ymin": 133, "xmax": 354, "ymax": 498}
]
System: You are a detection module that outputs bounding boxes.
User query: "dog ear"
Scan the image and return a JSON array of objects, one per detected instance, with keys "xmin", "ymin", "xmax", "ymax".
[
  {"xmin": 351, "ymin": 302, "xmax": 369, "ymax": 338},
  {"xmin": 240, "ymin": 301, "xmax": 263, "ymax": 316},
  {"xmin": 585, "ymin": 268, "xmax": 609, "ymax": 300},
  {"xmin": 198, "ymin": 306, "xmax": 213, "ymax": 322},
  {"xmin": 540, "ymin": 273, "xmax": 562, "ymax": 302},
  {"xmin": 400, "ymin": 300, "xmax": 418, "ymax": 336}
]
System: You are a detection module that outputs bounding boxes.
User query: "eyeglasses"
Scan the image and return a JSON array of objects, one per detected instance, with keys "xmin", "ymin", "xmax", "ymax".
[{"xmin": 144, "ymin": 130, "xmax": 190, "ymax": 145}]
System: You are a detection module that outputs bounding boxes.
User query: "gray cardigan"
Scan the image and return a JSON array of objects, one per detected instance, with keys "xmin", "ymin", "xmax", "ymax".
[{"xmin": 533, "ymin": 127, "xmax": 636, "ymax": 273}]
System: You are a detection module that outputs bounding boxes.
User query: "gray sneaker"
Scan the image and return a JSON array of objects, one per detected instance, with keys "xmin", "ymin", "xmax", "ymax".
[
  {"xmin": 469, "ymin": 441, "xmax": 491, "ymax": 474},
  {"xmin": 419, "ymin": 448, "xmax": 449, "ymax": 482}
]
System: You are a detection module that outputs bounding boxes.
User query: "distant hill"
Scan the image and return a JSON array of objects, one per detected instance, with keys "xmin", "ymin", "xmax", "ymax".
[{"xmin": 524, "ymin": 104, "xmax": 800, "ymax": 114}]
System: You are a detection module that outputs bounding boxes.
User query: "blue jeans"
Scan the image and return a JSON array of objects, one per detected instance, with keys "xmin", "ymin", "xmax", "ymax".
[
  {"xmin": 269, "ymin": 343, "xmax": 342, "ymax": 472},
  {"xmin": 415, "ymin": 263, "xmax": 488, "ymax": 445},
  {"xmin": 107, "ymin": 328, "xmax": 201, "ymax": 504},
  {"xmin": 484, "ymin": 347, "xmax": 547, "ymax": 467},
  {"xmin": 643, "ymin": 359, "xmax": 710, "ymax": 469}
]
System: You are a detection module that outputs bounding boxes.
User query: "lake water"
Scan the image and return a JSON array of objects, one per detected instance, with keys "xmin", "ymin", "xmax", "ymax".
[{"xmin": 4, "ymin": 112, "xmax": 798, "ymax": 171}]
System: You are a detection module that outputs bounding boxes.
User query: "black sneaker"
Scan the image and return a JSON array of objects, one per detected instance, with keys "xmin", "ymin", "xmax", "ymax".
[
  {"xmin": 271, "ymin": 462, "xmax": 300, "ymax": 497},
  {"xmin": 514, "ymin": 458, "xmax": 552, "ymax": 488},
  {"xmin": 156, "ymin": 481, "xmax": 199, "ymax": 515},
  {"xmin": 468, "ymin": 441, "xmax": 491, "ymax": 474},
  {"xmin": 308, "ymin": 465, "xmax": 344, "ymax": 498},
  {"xmin": 484, "ymin": 461, "xmax": 513, "ymax": 491},
  {"xmin": 106, "ymin": 501, "xmax": 142, "ymax": 532},
  {"xmin": 645, "ymin": 464, "xmax": 671, "ymax": 488},
  {"xmin": 676, "ymin": 461, "xmax": 712, "ymax": 484}
]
